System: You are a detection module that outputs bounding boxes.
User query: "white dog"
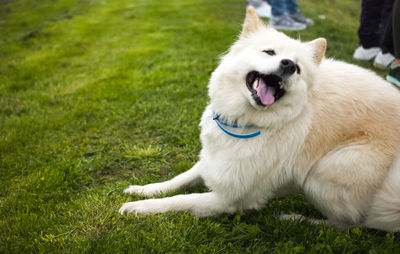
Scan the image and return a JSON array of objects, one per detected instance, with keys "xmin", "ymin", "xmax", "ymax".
[{"xmin": 120, "ymin": 7, "xmax": 400, "ymax": 231}]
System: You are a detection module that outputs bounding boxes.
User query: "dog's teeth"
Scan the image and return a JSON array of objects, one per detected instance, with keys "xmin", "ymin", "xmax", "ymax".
[{"xmin": 253, "ymin": 78, "xmax": 259, "ymax": 90}]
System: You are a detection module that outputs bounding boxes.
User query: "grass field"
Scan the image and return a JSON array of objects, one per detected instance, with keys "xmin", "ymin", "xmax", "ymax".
[{"xmin": 1, "ymin": 0, "xmax": 399, "ymax": 252}]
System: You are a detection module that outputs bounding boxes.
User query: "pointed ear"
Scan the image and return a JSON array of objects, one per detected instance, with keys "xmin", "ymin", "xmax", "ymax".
[
  {"xmin": 240, "ymin": 6, "xmax": 264, "ymax": 38},
  {"xmin": 307, "ymin": 38, "xmax": 327, "ymax": 65}
]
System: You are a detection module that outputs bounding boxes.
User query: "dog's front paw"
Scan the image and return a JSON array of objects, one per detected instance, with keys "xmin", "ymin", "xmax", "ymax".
[
  {"xmin": 279, "ymin": 213, "xmax": 306, "ymax": 221},
  {"xmin": 123, "ymin": 185, "xmax": 147, "ymax": 195},
  {"xmin": 279, "ymin": 213, "xmax": 325, "ymax": 225},
  {"xmin": 119, "ymin": 200, "xmax": 160, "ymax": 215},
  {"xmin": 123, "ymin": 183, "xmax": 165, "ymax": 197}
]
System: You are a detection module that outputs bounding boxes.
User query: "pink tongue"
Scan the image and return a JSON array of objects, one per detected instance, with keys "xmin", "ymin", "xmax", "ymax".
[{"xmin": 258, "ymin": 78, "xmax": 275, "ymax": 106}]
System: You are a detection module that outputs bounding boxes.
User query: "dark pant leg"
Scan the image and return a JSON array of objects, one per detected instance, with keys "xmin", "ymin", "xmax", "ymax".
[
  {"xmin": 380, "ymin": 0, "xmax": 394, "ymax": 54},
  {"xmin": 358, "ymin": 0, "xmax": 384, "ymax": 48},
  {"xmin": 393, "ymin": 0, "xmax": 400, "ymax": 59}
]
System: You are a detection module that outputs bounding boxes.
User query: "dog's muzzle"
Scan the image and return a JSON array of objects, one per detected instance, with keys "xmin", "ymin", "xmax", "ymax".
[{"xmin": 246, "ymin": 59, "xmax": 300, "ymax": 107}]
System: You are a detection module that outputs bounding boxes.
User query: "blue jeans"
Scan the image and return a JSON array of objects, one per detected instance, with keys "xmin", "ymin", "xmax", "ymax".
[{"xmin": 267, "ymin": 0, "xmax": 299, "ymax": 17}]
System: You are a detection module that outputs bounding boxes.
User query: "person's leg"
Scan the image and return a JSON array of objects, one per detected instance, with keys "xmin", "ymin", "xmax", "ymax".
[
  {"xmin": 393, "ymin": 0, "xmax": 400, "ymax": 61},
  {"xmin": 354, "ymin": 0, "xmax": 383, "ymax": 61},
  {"xmin": 358, "ymin": 0, "xmax": 383, "ymax": 48},
  {"xmin": 268, "ymin": 0, "xmax": 286, "ymax": 17},
  {"xmin": 386, "ymin": 0, "xmax": 400, "ymax": 86},
  {"xmin": 380, "ymin": 0, "xmax": 394, "ymax": 55},
  {"xmin": 374, "ymin": 12, "xmax": 395, "ymax": 69},
  {"xmin": 287, "ymin": 0, "xmax": 313, "ymax": 25},
  {"xmin": 269, "ymin": 0, "xmax": 306, "ymax": 30},
  {"xmin": 286, "ymin": 0, "xmax": 299, "ymax": 14}
]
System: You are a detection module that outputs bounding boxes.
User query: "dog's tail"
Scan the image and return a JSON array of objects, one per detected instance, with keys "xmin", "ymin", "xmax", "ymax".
[{"xmin": 364, "ymin": 154, "xmax": 400, "ymax": 232}]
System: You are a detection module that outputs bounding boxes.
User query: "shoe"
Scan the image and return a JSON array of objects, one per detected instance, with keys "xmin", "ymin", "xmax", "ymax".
[
  {"xmin": 289, "ymin": 12, "xmax": 314, "ymax": 26},
  {"xmin": 253, "ymin": 1, "xmax": 271, "ymax": 18},
  {"xmin": 386, "ymin": 63, "xmax": 400, "ymax": 87},
  {"xmin": 353, "ymin": 46, "xmax": 380, "ymax": 61},
  {"xmin": 373, "ymin": 51, "xmax": 395, "ymax": 69},
  {"xmin": 270, "ymin": 14, "xmax": 306, "ymax": 31}
]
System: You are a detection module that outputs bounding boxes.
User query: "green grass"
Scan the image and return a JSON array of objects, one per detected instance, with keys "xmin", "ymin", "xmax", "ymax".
[{"xmin": 0, "ymin": 0, "xmax": 399, "ymax": 252}]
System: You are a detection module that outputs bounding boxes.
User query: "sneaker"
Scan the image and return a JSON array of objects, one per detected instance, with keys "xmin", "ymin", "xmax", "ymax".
[
  {"xmin": 353, "ymin": 46, "xmax": 380, "ymax": 61},
  {"xmin": 386, "ymin": 63, "xmax": 400, "ymax": 87},
  {"xmin": 253, "ymin": 1, "xmax": 271, "ymax": 18},
  {"xmin": 290, "ymin": 12, "xmax": 314, "ymax": 25},
  {"xmin": 270, "ymin": 14, "xmax": 306, "ymax": 31},
  {"xmin": 373, "ymin": 51, "xmax": 395, "ymax": 69}
]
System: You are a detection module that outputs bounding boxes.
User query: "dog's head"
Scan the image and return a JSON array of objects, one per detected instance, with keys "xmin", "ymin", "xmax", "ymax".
[{"xmin": 209, "ymin": 7, "xmax": 326, "ymax": 128}]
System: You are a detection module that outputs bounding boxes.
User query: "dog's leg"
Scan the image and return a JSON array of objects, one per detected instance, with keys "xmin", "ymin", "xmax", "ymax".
[
  {"xmin": 364, "ymin": 154, "xmax": 400, "ymax": 232},
  {"xmin": 119, "ymin": 192, "xmax": 234, "ymax": 217},
  {"xmin": 124, "ymin": 162, "xmax": 203, "ymax": 197},
  {"xmin": 279, "ymin": 213, "xmax": 327, "ymax": 226},
  {"xmin": 303, "ymin": 144, "xmax": 391, "ymax": 229}
]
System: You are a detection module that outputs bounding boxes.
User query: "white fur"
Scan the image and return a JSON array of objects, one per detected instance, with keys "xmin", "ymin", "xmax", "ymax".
[
  {"xmin": 364, "ymin": 155, "xmax": 400, "ymax": 231},
  {"xmin": 119, "ymin": 9, "xmax": 400, "ymax": 231}
]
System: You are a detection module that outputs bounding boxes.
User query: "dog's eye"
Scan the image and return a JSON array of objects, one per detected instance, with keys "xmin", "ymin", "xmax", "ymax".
[{"xmin": 263, "ymin": 50, "xmax": 276, "ymax": 56}]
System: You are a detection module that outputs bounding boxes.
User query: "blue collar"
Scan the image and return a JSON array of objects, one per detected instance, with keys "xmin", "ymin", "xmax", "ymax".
[{"xmin": 212, "ymin": 112, "xmax": 261, "ymax": 139}]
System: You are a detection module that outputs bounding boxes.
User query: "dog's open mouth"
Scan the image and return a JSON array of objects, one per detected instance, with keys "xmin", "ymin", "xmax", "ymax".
[{"xmin": 246, "ymin": 71, "xmax": 286, "ymax": 106}]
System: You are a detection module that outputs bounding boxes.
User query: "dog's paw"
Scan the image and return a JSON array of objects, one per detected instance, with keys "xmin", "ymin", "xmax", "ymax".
[
  {"xmin": 119, "ymin": 200, "xmax": 160, "ymax": 215},
  {"xmin": 123, "ymin": 183, "xmax": 165, "ymax": 197},
  {"xmin": 279, "ymin": 213, "xmax": 306, "ymax": 221},
  {"xmin": 279, "ymin": 213, "xmax": 325, "ymax": 225},
  {"xmin": 123, "ymin": 185, "xmax": 147, "ymax": 195}
]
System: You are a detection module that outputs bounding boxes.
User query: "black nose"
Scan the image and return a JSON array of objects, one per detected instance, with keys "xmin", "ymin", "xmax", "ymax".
[{"xmin": 280, "ymin": 59, "xmax": 297, "ymax": 75}]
